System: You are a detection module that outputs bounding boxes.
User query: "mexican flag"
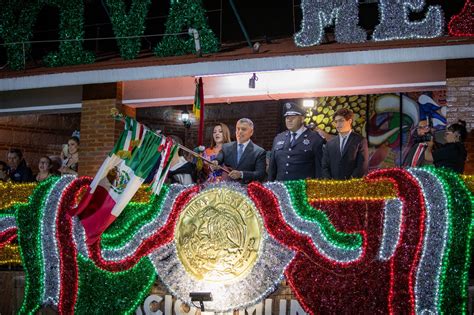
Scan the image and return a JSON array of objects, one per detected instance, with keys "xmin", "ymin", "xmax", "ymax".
[
  {"xmin": 71, "ymin": 117, "xmax": 146, "ymax": 217},
  {"xmin": 73, "ymin": 119, "xmax": 177, "ymax": 245}
]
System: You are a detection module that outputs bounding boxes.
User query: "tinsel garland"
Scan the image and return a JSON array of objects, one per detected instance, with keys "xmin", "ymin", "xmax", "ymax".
[
  {"xmin": 100, "ymin": 185, "xmax": 169, "ymax": 249},
  {"xmin": 285, "ymin": 200, "xmax": 388, "ymax": 314},
  {"xmin": 15, "ymin": 176, "xmax": 61, "ymax": 314},
  {"xmin": 408, "ymin": 169, "xmax": 448, "ymax": 314},
  {"xmin": 373, "ymin": 0, "xmax": 444, "ymax": 41},
  {"xmin": 366, "ymin": 169, "xmax": 426, "ymax": 314},
  {"xmin": 42, "ymin": 0, "xmax": 95, "ymax": 67},
  {"xmin": 1, "ymin": 169, "xmax": 473, "ymax": 313},
  {"xmin": 284, "ymin": 180, "xmax": 362, "ymax": 250},
  {"xmin": 154, "ymin": 0, "xmax": 219, "ymax": 57},
  {"xmin": 0, "ymin": 182, "xmax": 36, "ymax": 211},
  {"xmin": 448, "ymin": 0, "xmax": 474, "ymax": 36},
  {"xmin": 306, "ymin": 178, "xmax": 396, "ymax": 201},
  {"xmin": 105, "ymin": 0, "xmax": 153, "ymax": 60},
  {"xmin": 0, "ymin": 1, "xmax": 42, "ymax": 70},
  {"xmin": 56, "ymin": 177, "xmax": 91, "ymax": 314},
  {"xmin": 430, "ymin": 167, "xmax": 473, "ymax": 314},
  {"xmin": 294, "ymin": 0, "xmax": 366, "ymax": 47},
  {"xmin": 75, "ymin": 254, "xmax": 156, "ymax": 314},
  {"xmin": 88, "ymin": 186, "xmax": 199, "ymax": 272},
  {"xmin": 268, "ymin": 182, "xmax": 363, "ymax": 263},
  {"xmin": 0, "ymin": 243, "xmax": 21, "ymax": 265}
]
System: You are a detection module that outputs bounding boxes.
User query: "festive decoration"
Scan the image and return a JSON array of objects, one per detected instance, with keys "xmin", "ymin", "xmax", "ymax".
[
  {"xmin": 105, "ymin": 0, "xmax": 153, "ymax": 60},
  {"xmin": 306, "ymin": 177, "xmax": 395, "ymax": 200},
  {"xmin": 448, "ymin": 0, "xmax": 474, "ymax": 37},
  {"xmin": 154, "ymin": 0, "xmax": 219, "ymax": 57},
  {"xmin": 0, "ymin": 1, "xmax": 42, "ymax": 70},
  {"xmin": 373, "ymin": 0, "xmax": 444, "ymax": 41},
  {"xmin": 42, "ymin": 0, "xmax": 95, "ymax": 67},
  {"xmin": 0, "ymin": 169, "xmax": 472, "ymax": 314},
  {"xmin": 0, "ymin": 182, "xmax": 36, "ymax": 211},
  {"xmin": 294, "ymin": 0, "xmax": 366, "ymax": 46}
]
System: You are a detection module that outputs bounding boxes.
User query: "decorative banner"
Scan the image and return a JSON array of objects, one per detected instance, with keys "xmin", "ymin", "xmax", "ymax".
[
  {"xmin": 0, "ymin": 1, "xmax": 42, "ymax": 71},
  {"xmin": 448, "ymin": 0, "xmax": 474, "ymax": 37},
  {"xmin": 294, "ymin": 0, "xmax": 366, "ymax": 46},
  {"xmin": 154, "ymin": 0, "xmax": 219, "ymax": 57},
  {"xmin": 42, "ymin": 0, "xmax": 95, "ymax": 67},
  {"xmin": 373, "ymin": 0, "xmax": 444, "ymax": 41},
  {"xmin": 105, "ymin": 0, "xmax": 153, "ymax": 60},
  {"xmin": 0, "ymin": 168, "xmax": 473, "ymax": 314}
]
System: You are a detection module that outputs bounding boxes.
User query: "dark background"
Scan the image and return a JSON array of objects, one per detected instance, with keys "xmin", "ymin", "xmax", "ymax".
[{"xmin": 0, "ymin": 0, "xmax": 467, "ymax": 67}]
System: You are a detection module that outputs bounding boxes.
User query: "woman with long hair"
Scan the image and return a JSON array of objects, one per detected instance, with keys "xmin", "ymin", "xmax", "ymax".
[
  {"xmin": 59, "ymin": 136, "xmax": 80, "ymax": 176},
  {"xmin": 200, "ymin": 123, "xmax": 231, "ymax": 182}
]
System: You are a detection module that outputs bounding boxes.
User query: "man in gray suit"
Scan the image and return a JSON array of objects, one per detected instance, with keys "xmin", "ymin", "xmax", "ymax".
[
  {"xmin": 215, "ymin": 118, "xmax": 266, "ymax": 183},
  {"xmin": 322, "ymin": 108, "xmax": 368, "ymax": 180}
]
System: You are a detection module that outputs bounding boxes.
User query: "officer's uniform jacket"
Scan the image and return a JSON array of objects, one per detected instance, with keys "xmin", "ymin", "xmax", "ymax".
[{"xmin": 268, "ymin": 128, "xmax": 324, "ymax": 181}]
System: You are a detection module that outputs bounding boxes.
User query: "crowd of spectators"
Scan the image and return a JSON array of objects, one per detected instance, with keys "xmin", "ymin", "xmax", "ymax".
[{"xmin": 0, "ymin": 134, "xmax": 80, "ymax": 183}]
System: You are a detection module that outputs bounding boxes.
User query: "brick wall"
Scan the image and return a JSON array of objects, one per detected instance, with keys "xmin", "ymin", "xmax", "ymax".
[
  {"xmin": 446, "ymin": 77, "xmax": 474, "ymax": 174},
  {"xmin": 0, "ymin": 113, "xmax": 81, "ymax": 173},
  {"xmin": 137, "ymin": 100, "xmax": 283, "ymax": 151},
  {"xmin": 79, "ymin": 99, "xmax": 127, "ymax": 177}
]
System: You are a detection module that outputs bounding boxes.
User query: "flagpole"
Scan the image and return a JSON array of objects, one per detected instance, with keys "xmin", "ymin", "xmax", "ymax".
[
  {"xmin": 197, "ymin": 77, "xmax": 205, "ymax": 146},
  {"xmin": 111, "ymin": 109, "xmax": 230, "ymax": 174}
]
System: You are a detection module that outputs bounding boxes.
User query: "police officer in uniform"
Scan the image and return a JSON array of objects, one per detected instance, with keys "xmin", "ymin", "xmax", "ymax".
[{"xmin": 268, "ymin": 102, "xmax": 325, "ymax": 181}]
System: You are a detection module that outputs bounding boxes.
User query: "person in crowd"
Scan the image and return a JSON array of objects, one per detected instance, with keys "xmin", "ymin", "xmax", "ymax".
[
  {"xmin": 36, "ymin": 156, "xmax": 54, "ymax": 182},
  {"xmin": 424, "ymin": 120, "xmax": 468, "ymax": 173},
  {"xmin": 0, "ymin": 161, "xmax": 9, "ymax": 182},
  {"xmin": 167, "ymin": 135, "xmax": 197, "ymax": 185},
  {"xmin": 59, "ymin": 136, "xmax": 79, "ymax": 176},
  {"xmin": 214, "ymin": 118, "xmax": 266, "ymax": 183},
  {"xmin": 7, "ymin": 148, "xmax": 33, "ymax": 182},
  {"xmin": 200, "ymin": 123, "xmax": 231, "ymax": 182},
  {"xmin": 322, "ymin": 108, "xmax": 369, "ymax": 179},
  {"xmin": 268, "ymin": 101, "xmax": 325, "ymax": 181},
  {"xmin": 402, "ymin": 119, "xmax": 433, "ymax": 167}
]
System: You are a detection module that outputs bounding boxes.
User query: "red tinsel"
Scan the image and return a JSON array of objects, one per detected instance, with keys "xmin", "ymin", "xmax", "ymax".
[
  {"xmin": 0, "ymin": 229, "xmax": 17, "ymax": 247},
  {"xmin": 449, "ymin": 0, "xmax": 474, "ymax": 36},
  {"xmin": 89, "ymin": 186, "xmax": 200, "ymax": 272},
  {"xmin": 57, "ymin": 177, "xmax": 92, "ymax": 315}
]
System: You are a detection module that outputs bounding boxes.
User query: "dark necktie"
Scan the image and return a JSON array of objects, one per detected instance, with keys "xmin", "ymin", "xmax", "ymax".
[
  {"xmin": 290, "ymin": 132, "xmax": 297, "ymax": 147},
  {"xmin": 237, "ymin": 143, "xmax": 244, "ymax": 163},
  {"xmin": 340, "ymin": 136, "xmax": 348, "ymax": 155}
]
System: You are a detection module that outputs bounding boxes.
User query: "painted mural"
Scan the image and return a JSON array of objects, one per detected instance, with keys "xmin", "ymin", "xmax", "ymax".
[{"xmin": 304, "ymin": 91, "xmax": 447, "ymax": 169}]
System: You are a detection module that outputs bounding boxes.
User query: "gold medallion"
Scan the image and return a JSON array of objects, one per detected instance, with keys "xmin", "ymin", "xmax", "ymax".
[{"xmin": 175, "ymin": 188, "xmax": 263, "ymax": 283}]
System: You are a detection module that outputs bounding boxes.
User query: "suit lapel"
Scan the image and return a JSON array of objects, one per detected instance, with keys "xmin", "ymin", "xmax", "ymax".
[
  {"xmin": 229, "ymin": 142, "xmax": 238, "ymax": 168},
  {"xmin": 341, "ymin": 133, "xmax": 354, "ymax": 157}
]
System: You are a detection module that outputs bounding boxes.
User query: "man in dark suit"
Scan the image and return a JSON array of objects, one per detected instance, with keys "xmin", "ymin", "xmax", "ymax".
[
  {"xmin": 322, "ymin": 108, "xmax": 368, "ymax": 180},
  {"xmin": 268, "ymin": 101, "xmax": 325, "ymax": 181},
  {"xmin": 215, "ymin": 118, "xmax": 266, "ymax": 183},
  {"xmin": 402, "ymin": 119, "xmax": 433, "ymax": 167}
]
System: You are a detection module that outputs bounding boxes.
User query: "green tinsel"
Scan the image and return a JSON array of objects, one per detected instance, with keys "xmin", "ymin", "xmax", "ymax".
[
  {"xmin": 16, "ymin": 176, "xmax": 61, "ymax": 315},
  {"xmin": 75, "ymin": 254, "xmax": 156, "ymax": 315},
  {"xmin": 284, "ymin": 180, "xmax": 363, "ymax": 250},
  {"xmin": 42, "ymin": 0, "xmax": 95, "ymax": 67},
  {"xmin": 105, "ymin": 0, "xmax": 152, "ymax": 60},
  {"xmin": 154, "ymin": 0, "xmax": 219, "ymax": 57},
  {"xmin": 0, "ymin": 0, "xmax": 42, "ymax": 70},
  {"xmin": 426, "ymin": 167, "xmax": 474, "ymax": 314}
]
